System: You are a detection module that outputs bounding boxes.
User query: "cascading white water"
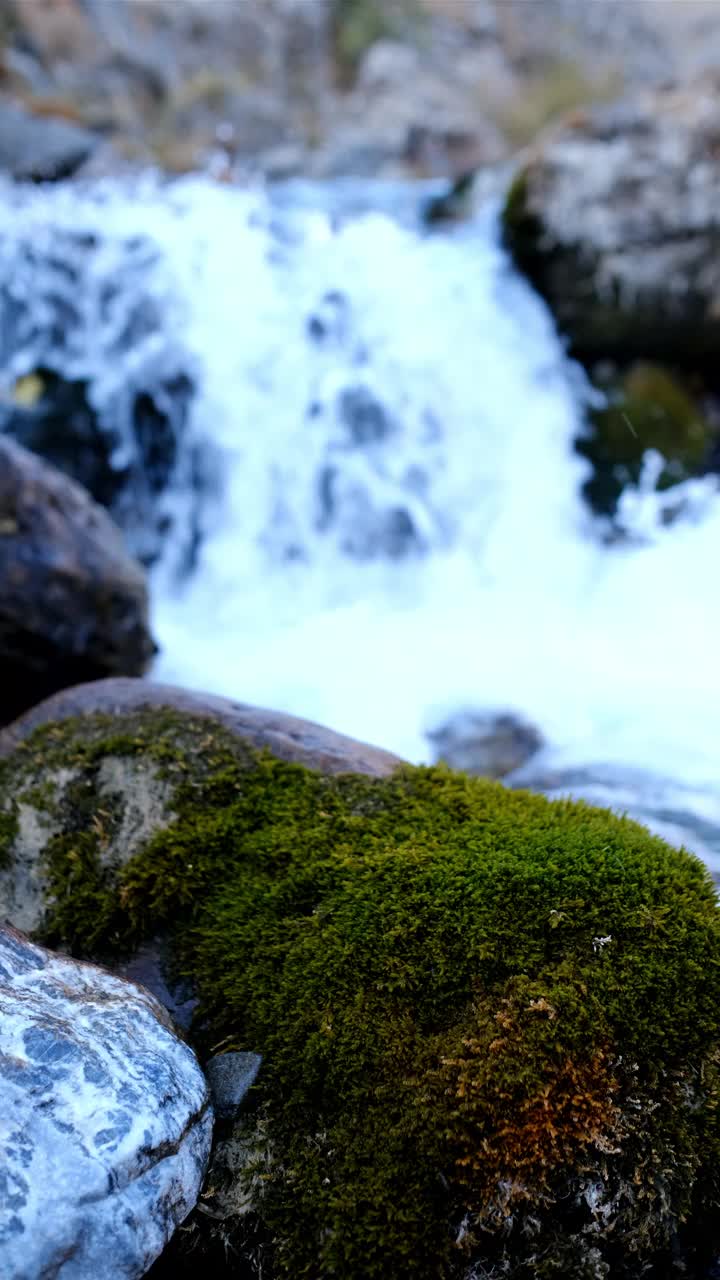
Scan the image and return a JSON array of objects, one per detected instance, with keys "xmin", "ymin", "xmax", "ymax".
[{"xmin": 1, "ymin": 172, "xmax": 719, "ymax": 869}]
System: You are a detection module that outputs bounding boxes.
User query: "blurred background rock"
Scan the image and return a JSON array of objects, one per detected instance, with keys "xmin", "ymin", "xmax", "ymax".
[{"xmin": 1, "ymin": 0, "xmax": 719, "ymax": 183}]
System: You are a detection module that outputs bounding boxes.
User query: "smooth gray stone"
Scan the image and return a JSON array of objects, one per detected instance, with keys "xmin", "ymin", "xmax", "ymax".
[
  {"xmin": 205, "ymin": 1051, "xmax": 262, "ymax": 1121},
  {"xmin": 0, "ymin": 924, "xmax": 213, "ymax": 1279}
]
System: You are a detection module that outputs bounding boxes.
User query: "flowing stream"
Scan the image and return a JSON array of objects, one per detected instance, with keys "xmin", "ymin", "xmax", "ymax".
[{"xmin": 1, "ymin": 172, "xmax": 719, "ymax": 871}]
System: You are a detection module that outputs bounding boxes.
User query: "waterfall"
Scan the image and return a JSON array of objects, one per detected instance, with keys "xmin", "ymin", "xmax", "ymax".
[{"xmin": 1, "ymin": 171, "xmax": 719, "ymax": 870}]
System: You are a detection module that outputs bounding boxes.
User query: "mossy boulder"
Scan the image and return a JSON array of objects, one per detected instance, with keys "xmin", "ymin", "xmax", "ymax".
[{"xmin": 1, "ymin": 694, "xmax": 719, "ymax": 1278}]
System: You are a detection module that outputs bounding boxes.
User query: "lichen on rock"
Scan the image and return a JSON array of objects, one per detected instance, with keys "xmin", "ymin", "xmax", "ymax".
[{"xmin": 1, "ymin": 703, "xmax": 719, "ymax": 1277}]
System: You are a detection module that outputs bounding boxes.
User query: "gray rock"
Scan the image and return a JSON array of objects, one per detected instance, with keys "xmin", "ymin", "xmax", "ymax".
[
  {"xmin": 503, "ymin": 81, "xmax": 720, "ymax": 364},
  {"xmin": 206, "ymin": 1052, "xmax": 262, "ymax": 1121},
  {"xmin": 427, "ymin": 710, "xmax": 544, "ymax": 779},
  {"xmin": 0, "ymin": 924, "xmax": 212, "ymax": 1279},
  {"xmin": 0, "ymin": 99, "xmax": 97, "ymax": 181},
  {"xmin": 0, "ymin": 439, "xmax": 155, "ymax": 725}
]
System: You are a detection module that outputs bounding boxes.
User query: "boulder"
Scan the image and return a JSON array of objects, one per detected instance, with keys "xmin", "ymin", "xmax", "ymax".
[
  {"xmin": 0, "ymin": 439, "xmax": 154, "ymax": 725},
  {"xmin": 0, "ymin": 677, "xmax": 403, "ymax": 940},
  {"xmin": 1, "ymin": 698, "xmax": 720, "ymax": 1277},
  {"xmin": 502, "ymin": 83, "xmax": 720, "ymax": 366},
  {"xmin": 0, "ymin": 923, "xmax": 212, "ymax": 1279},
  {"xmin": 502, "ymin": 82, "xmax": 720, "ymax": 523}
]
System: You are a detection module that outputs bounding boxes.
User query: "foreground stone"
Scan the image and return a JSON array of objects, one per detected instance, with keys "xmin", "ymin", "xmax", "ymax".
[
  {"xmin": 1, "ymin": 693, "xmax": 719, "ymax": 1277},
  {"xmin": 0, "ymin": 678, "xmax": 402, "ymax": 941},
  {"xmin": 0, "ymin": 924, "xmax": 212, "ymax": 1279},
  {"xmin": 0, "ymin": 676, "xmax": 403, "ymax": 777},
  {"xmin": 0, "ymin": 441, "xmax": 155, "ymax": 725}
]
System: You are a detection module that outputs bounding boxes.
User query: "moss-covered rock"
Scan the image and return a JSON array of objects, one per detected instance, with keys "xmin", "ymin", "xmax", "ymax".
[
  {"xmin": 576, "ymin": 362, "xmax": 715, "ymax": 518},
  {"xmin": 1, "ymin": 705, "xmax": 720, "ymax": 1278}
]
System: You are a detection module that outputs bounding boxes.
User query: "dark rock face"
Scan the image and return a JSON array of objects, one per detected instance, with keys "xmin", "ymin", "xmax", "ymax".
[
  {"xmin": 0, "ymin": 923, "xmax": 212, "ymax": 1280},
  {"xmin": 503, "ymin": 83, "xmax": 720, "ymax": 525},
  {"xmin": 2, "ymin": 366, "xmax": 196, "ymax": 526},
  {"xmin": 0, "ymin": 439, "xmax": 154, "ymax": 725},
  {"xmin": 503, "ymin": 85, "xmax": 720, "ymax": 366},
  {"xmin": 574, "ymin": 362, "xmax": 718, "ymax": 520}
]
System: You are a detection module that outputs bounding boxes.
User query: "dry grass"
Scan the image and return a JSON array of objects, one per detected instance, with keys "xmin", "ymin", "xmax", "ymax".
[{"xmin": 487, "ymin": 58, "xmax": 622, "ymax": 148}]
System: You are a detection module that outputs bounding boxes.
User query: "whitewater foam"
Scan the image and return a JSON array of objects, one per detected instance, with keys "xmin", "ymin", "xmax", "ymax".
[{"xmin": 0, "ymin": 172, "xmax": 718, "ymax": 867}]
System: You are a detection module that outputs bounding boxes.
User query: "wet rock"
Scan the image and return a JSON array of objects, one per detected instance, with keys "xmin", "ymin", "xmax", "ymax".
[
  {"xmin": 2, "ymin": 367, "xmax": 125, "ymax": 511},
  {"xmin": 0, "ymin": 439, "xmax": 154, "ymax": 726},
  {"xmin": 316, "ymin": 463, "xmax": 424, "ymax": 559},
  {"xmin": 503, "ymin": 82, "xmax": 720, "ymax": 367},
  {"xmin": 311, "ymin": 383, "xmax": 440, "ymax": 560},
  {"xmin": 423, "ymin": 171, "xmax": 477, "ymax": 226},
  {"xmin": 0, "ymin": 97, "xmax": 98, "ymax": 180},
  {"xmin": 0, "ymin": 922, "xmax": 212, "ymax": 1280},
  {"xmin": 306, "ymin": 290, "xmax": 350, "ymax": 345},
  {"xmin": 427, "ymin": 709, "xmax": 544, "ymax": 779},
  {"xmin": 206, "ymin": 1052, "xmax": 262, "ymax": 1121},
  {"xmin": 503, "ymin": 82, "xmax": 720, "ymax": 524},
  {"xmin": 114, "ymin": 938, "xmax": 199, "ymax": 1032},
  {"xmin": 2, "ymin": 696, "xmax": 720, "ymax": 1278}
]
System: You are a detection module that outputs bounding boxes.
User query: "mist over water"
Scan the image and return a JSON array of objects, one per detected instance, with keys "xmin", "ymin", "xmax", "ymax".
[{"xmin": 1, "ymin": 172, "xmax": 718, "ymax": 869}]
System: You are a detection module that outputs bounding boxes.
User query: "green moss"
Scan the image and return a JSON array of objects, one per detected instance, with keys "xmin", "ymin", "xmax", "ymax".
[
  {"xmin": 502, "ymin": 168, "xmax": 544, "ymax": 278},
  {"xmin": 3, "ymin": 710, "xmax": 720, "ymax": 1277},
  {"xmin": 576, "ymin": 362, "xmax": 713, "ymax": 518},
  {"xmin": 0, "ymin": 804, "xmax": 19, "ymax": 867},
  {"xmin": 330, "ymin": 0, "xmax": 424, "ymax": 84}
]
